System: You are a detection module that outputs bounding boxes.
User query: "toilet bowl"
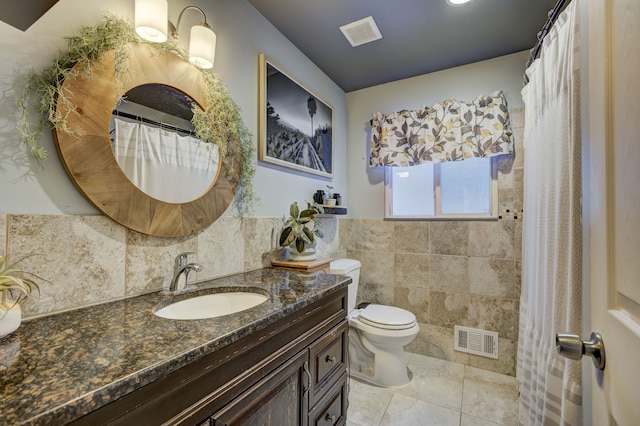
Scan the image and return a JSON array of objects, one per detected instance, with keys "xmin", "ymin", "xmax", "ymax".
[{"xmin": 329, "ymin": 258, "xmax": 419, "ymax": 387}]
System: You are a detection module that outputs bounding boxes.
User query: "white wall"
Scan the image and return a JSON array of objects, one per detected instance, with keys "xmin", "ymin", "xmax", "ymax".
[
  {"xmin": 0, "ymin": 0, "xmax": 348, "ymax": 218},
  {"xmin": 345, "ymin": 51, "xmax": 529, "ymax": 218}
]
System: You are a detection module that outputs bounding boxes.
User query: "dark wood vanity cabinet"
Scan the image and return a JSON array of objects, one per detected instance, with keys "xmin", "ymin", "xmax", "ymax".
[
  {"xmin": 212, "ymin": 321, "xmax": 348, "ymax": 426},
  {"xmin": 71, "ymin": 288, "xmax": 348, "ymax": 426}
]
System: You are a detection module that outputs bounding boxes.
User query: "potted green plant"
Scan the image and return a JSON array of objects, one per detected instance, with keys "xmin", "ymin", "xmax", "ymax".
[
  {"xmin": 279, "ymin": 202, "xmax": 324, "ymax": 261},
  {"xmin": 0, "ymin": 255, "xmax": 46, "ymax": 338},
  {"xmin": 325, "ymin": 185, "xmax": 336, "ymax": 206}
]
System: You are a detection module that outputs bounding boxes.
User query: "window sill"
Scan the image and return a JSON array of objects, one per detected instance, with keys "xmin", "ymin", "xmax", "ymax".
[{"xmin": 383, "ymin": 215, "xmax": 499, "ymax": 221}]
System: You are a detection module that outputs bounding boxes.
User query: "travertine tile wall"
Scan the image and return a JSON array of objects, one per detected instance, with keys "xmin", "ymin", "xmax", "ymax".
[
  {"xmin": 338, "ymin": 108, "xmax": 524, "ymax": 376},
  {"xmin": 0, "ymin": 214, "xmax": 340, "ymax": 319}
]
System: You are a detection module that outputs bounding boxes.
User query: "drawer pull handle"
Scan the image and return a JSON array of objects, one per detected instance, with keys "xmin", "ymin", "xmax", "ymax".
[
  {"xmin": 325, "ymin": 413, "xmax": 336, "ymax": 423},
  {"xmin": 303, "ymin": 362, "xmax": 311, "ymax": 397},
  {"xmin": 325, "ymin": 355, "xmax": 337, "ymax": 363}
]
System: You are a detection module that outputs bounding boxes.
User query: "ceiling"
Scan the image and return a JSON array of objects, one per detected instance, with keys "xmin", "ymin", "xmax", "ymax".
[
  {"xmin": 0, "ymin": 0, "xmax": 559, "ymax": 93},
  {"xmin": 246, "ymin": 0, "xmax": 559, "ymax": 92},
  {"xmin": 0, "ymin": 0, "xmax": 58, "ymax": 31}
]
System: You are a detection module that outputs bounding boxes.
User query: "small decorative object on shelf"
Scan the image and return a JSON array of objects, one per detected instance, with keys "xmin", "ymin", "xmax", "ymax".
[
  {"xmin": 313, "ymin": 190, "xmax": 325, "ymax": 205},
  {"xmin": 311, "ymin": 187, "xmax": 345, "ymax": 214},
  {"xmin": 325, "ymin": 185, "xmax": 334, "ymax": 203}
]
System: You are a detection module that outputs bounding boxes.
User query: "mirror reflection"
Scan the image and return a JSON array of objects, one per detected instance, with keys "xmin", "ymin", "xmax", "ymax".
[{"xmin": 110, "ymin": 84, "xmax": 219, "ymax": 204}]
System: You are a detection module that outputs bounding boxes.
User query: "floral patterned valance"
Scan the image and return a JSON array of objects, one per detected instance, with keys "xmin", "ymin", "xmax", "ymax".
[{"xmin": 369, "ymin": 91, "xmax": 513, "ymax": 167}]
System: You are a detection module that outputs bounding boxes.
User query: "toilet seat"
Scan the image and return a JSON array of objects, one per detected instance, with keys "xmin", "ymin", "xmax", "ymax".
[{"xmin": 358, "ymin": 304, "xmax": 417, "ymax": 330}]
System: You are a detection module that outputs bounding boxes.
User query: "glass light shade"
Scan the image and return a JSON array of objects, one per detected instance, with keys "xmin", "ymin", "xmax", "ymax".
[
  {"xmin": 189, "ymin": 24, "xmax": 216, "ymax": 69},
  {"xmin": 135, "ymin": 0, "xmax": 168, "ymax": 42},
  {"xmin": 446, "ymin": 0, "xmax": 472, "ymax": 5}
]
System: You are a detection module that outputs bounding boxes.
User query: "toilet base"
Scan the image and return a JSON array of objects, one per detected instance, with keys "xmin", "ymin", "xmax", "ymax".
[
  {"xmin": 348, "ymin": 363, "xmax": 412, "ymax": 388},
  {"xmin": 348, "ymin": 328, "xmax": 412, "ymax": 388}
]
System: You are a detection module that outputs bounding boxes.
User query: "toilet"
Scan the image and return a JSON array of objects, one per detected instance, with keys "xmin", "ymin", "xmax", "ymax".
[{"xmin": 329, "ymin": 258, "xmax": 419, "ymax": 387}]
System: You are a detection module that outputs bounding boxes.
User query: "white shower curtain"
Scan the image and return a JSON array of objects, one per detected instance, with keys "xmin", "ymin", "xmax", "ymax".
[
  {"xmin": 113, "ymin": 118, "xmax": 219, "ymax": 204},
  {"xmin": 517, "ymin": 1, "xmax": 582, "ymax": 425}
]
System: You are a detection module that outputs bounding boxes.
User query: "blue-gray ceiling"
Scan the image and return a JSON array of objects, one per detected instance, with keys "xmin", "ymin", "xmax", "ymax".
[
  {"xmin": 247, "ymin": 0, "xmax": 560, "ymax": 92},
  {"xmin": 0, "ymin": 0, "xmax": 560, "ymax": 92},
  {"xmin": 0, "ymin": 0, "xmax": 58, "ymax": 31}
]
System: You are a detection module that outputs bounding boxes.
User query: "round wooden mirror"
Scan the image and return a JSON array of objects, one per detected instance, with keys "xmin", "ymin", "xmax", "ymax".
[{"xmin": 53, "ymin": 44, "xmax": 242, "ymax": 237}]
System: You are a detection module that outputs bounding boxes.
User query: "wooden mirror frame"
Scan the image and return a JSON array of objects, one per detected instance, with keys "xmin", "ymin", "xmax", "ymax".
[{"xmin": 53, "ymin": 44, "xmax": 242, "ymax": 237}]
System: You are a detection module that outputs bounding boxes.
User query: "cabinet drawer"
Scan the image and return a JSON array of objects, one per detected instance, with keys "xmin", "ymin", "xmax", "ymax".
[
  {"xmin": 308, "ymin": 372, "xmax": 347, "ymax": 426},
  {"xmin": 309, "ymin": 321, "xmax": 347, "ymax": 408}
]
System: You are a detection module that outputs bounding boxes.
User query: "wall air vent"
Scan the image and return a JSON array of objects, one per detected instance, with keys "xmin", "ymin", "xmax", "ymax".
[
  {"xmin": 454, "ymin": 325, "xmax": 499, "ymax": 359},
  {"xmin": 339, "ymin": 16, "xmax": 383, "ymax": 47}
]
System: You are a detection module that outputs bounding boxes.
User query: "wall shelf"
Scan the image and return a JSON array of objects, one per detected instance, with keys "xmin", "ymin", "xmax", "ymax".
[{"xmin": 320, "ymin": 205, "xmax": 347, "ymax": 215}]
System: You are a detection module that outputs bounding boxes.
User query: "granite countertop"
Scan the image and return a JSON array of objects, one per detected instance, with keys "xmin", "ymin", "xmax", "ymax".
[{"xmin": 0, "ymin": 267, "xmax": 349, "ymax": 425}]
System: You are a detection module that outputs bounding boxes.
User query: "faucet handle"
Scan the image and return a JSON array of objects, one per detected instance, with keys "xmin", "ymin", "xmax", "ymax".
[{"xmin": 175, "ymin": 252, "xmax": 196, "ymax": 267}]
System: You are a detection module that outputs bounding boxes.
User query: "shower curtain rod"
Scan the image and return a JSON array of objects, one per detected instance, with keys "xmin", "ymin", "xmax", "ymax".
[
  {"xmin": 111, "ymin": 110, "xmax": 194, "ymax": 136},
  {"xmin": 523, "ymin": 0, "xmax": 570, "ymax": 83}
]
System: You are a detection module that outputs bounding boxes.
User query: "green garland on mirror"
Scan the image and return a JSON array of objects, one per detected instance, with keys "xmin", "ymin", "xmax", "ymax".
[{"xmin": 16, "ymin": 14, "xmax": 257, "ymax": 215}]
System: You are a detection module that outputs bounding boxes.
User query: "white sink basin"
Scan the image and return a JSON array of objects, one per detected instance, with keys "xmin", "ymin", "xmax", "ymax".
[{"xmin": 153, "ymin": 292, "xmax": 269, "ymax": 320}]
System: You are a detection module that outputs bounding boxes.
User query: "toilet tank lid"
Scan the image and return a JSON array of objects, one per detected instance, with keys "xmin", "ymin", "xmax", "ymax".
[{"xmin": 329, "ymin": 258, "xmax": 361, "ymax": 274}]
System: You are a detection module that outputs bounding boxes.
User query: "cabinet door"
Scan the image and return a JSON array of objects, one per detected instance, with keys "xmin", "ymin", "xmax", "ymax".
[{"xmin": 212, "ymin": 350, "xmax": 309, "ymax": 426}]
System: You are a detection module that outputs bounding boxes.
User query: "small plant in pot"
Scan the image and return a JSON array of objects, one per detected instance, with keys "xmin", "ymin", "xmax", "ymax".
[
  {"xmin": 325, "ymin": 185, "xmax": 336, "ymax": 206},
  {"xmin": 279, "ymin": 202, "xmax": 324, "ymax": 261},
  {"xmin": 0, "ymin": 255, "xmax": 47, "ymax": 339}
]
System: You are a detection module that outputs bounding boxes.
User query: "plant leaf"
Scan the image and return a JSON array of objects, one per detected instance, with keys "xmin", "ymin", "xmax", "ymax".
[
  {"xmin": 303, "ymin": 226, "xmax": 314, "ymax": 242},
  {"xmin": 299, "ymin": 208, "xmax": 318, "ymax": 223},
  {"xmin": 279, "ymin": 226, "xmax": 295, "ymax": 247},
  {"xmin": 292, "ymin": 222, "xmax": 303, "ymax": 236},
  {"xmin": 0, "ymin": 254, "xmax": 46, "ymax": 303},
  {"xmin": 289, "ymin": 202, "xmax": 300, "ymax": 219}
]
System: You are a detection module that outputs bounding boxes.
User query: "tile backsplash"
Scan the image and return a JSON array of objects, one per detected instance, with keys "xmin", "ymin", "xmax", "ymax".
[
  {"xmin": 1, "ymin": 215, "xmax": 520, "ymax": 377},
  {"xmin": 0, "ymin": 214, "xmax": 340, "ymax": 318}
]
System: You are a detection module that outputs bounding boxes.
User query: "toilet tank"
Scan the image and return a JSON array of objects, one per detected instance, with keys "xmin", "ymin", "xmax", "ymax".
[{"xmin": 329, "ymin": 258, "xmax": 361, "ymax": 312}]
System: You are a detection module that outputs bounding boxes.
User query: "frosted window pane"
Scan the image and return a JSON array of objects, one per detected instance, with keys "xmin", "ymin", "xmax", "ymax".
[
  {"xmin": 440, "ymin": 158, "xmax": 491, "ymax": 214},
  {"xmin": 390, "ymin": 163, "xmax": 435, "ymax": 215}
]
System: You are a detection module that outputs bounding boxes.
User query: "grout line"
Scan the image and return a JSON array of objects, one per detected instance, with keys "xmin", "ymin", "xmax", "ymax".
[{"xmin": 378, "ymin": 391, "xmax": 395, "ymax": 426}]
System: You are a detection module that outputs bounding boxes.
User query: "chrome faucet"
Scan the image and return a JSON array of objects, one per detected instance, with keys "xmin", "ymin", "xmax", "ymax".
[{"xmin": 169, "ymin": 252, "xmax": 202, "ymax": 292}]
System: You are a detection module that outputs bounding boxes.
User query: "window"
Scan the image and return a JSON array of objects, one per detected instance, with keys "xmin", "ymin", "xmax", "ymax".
[{"xmin": 384, "ymin": 157, "xmax": 498, "ymax": 219}]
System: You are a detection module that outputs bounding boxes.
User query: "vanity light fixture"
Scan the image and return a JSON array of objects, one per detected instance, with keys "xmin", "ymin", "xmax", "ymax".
[
  {"xmin": 135, "ymin": 0, "xmax": 168, "ymax": 42},
  {"xmin": 135, "ymin": 0, "xmax": 217, "ymax": 69},
  {"xmin": 446, "ymin": 0, "xmax": 473, "ymax": 5}
]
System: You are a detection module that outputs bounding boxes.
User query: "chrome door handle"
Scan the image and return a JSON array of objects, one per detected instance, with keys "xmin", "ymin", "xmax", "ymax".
[{"xmin": 555, "ymin": 331, "xmax": 606, "ymax": 370}]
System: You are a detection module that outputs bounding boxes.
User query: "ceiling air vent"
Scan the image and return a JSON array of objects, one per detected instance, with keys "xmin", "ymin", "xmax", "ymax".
[{"xmin": 340, "ymin": 16, "xmax": 382, "ymax": 47}]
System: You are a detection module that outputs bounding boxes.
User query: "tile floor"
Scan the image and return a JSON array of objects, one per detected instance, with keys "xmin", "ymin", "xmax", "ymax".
[{"xmin": 346, "ymin": 352, "xmax": 519, "ymax": 426}]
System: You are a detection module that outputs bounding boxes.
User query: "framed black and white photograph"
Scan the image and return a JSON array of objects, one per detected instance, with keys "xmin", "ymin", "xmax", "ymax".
[{"xmin": 259, "ymin": 53, "xmax": 334, "ymax": 178}]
